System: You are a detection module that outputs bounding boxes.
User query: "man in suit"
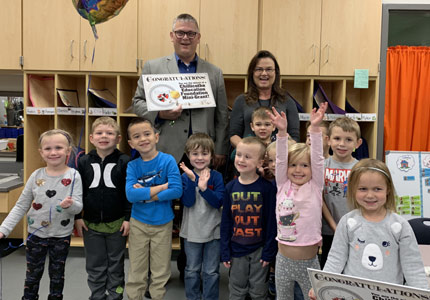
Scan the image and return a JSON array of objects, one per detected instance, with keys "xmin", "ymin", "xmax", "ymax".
[
  {"xmin": 132, "ymin": 13, "xmax": 229, "ymax": 168},
  {"xmin": 132, "ymin": 13, "xmax": 229, "ymax": 293}
]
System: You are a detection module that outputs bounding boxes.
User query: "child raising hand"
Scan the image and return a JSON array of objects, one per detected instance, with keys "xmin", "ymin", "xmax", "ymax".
[{"xmin": 267, "ymin": 103, "xmax": 328, "ymax": 299}]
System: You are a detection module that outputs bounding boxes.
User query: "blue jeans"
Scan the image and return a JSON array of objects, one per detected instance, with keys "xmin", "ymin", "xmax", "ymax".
[
  {"xmin": 184, "ymin": 239, "xmax": 220, "ymax": 300},
  {"xmin": 294, "ymin": 281, "xmax": 304, "ymax": 300}
]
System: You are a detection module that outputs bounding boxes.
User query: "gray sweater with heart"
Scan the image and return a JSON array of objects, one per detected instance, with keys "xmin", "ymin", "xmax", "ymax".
[{"xmin": 0, "ymin": 167, "xmax": 82, "ymax": 238}]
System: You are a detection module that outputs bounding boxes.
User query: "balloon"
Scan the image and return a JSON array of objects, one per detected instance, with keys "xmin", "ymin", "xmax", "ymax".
[{"xmin": 72, "ymin": 0, "xmax": 129, "ymax": 38}]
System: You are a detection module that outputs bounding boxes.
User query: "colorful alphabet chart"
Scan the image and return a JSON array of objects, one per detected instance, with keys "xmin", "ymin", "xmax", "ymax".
[{"xmin": 385, "ymin": 151, "xmax": 430, "ymax": 219}]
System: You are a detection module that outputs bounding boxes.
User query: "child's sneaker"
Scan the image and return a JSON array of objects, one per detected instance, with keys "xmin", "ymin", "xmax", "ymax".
[{"xmin": 268, "ymin": 271, "xmax": 276, "ymax": 297}]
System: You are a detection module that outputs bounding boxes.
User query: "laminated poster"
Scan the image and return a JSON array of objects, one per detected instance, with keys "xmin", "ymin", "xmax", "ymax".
[
  {"xmin": 308, "ymin": 269, "xmax": 430, "ymax": 300},
  {"xmin": 142, "ymin": 73, "xmax": 215, "ymax": 111},
  {"xmin": 385, "ymin": 151, "xmax": 430, "ymax": 219}
]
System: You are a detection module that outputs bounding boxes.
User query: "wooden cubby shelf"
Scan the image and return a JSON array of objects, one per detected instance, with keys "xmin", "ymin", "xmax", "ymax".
[{"xmin": 23, "ymin": 71, "xmax": 379, "ymax": 247}]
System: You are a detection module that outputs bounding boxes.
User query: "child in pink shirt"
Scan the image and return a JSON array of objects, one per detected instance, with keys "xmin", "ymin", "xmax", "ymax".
[{"xmin": 267, "ymin": 102, "xmax": 327, "ymax": 299}]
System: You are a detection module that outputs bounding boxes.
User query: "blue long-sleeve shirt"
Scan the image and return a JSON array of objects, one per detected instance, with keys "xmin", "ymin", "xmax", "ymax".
[
  {"xmin": 181, "ymin": 169, "xmax": 224, "ymax": 209},
  {"xmin": 220, "ymin": 176, "xmax": 277, "ymax": 262},
  {"xmin": 126, "ymin": 151, "xmax": 182, "ymax": 225},
  {"xmin": 180, "ymin": 169, "xmax": 225, "ymax": 243}
]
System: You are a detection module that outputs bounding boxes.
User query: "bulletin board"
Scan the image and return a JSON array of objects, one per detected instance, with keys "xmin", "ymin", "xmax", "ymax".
[{"xmin": 385, "ymin": 151, "xmax": 430, "ymax": 219}]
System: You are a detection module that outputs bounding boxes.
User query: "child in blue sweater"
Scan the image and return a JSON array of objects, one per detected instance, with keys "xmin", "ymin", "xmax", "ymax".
[
  {"xmin": 125, "ymin": 117, "xmax": 182, "ymax": 300},
  {"xmin": 179, "ymin": 132, "xmax": 225, "ymax": 300}
]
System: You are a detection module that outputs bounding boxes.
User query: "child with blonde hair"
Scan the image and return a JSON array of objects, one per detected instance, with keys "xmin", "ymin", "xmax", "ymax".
[
  {"xmin": 309, "ymin": 158, "xmax": 428, "ymax": 299},
  {"xmin": 221, "ymin": 136, "xmax": 277, "ymax": 299},
  {"xmin": 267, "ymin": 103, "xmax": 328, "ymax": 299},
  {"xmin": 264, "ymin": 140, "xmax": 304, "ymax": 300},
  {"xmin": 0, "ymin": 129, "xmax": 83, "ymax": 300}
]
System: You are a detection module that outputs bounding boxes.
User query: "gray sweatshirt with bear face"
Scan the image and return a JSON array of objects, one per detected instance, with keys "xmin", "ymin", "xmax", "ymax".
[{"xmin": 324, "ymin": 209, "xmax": 428, "ymax": 289}]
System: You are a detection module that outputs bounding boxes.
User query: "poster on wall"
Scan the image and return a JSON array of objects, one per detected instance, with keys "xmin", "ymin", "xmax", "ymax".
[
  {"xmin": 385, "ymin": 151, "xmax": 430, "ymax": 219},
  {"xmin": 142, "ymin": 73, "xmax": 215, "ymax": 111},
  {"xmin": 308, "ymin": 269, "xmax": 430, "ymax": 300}
]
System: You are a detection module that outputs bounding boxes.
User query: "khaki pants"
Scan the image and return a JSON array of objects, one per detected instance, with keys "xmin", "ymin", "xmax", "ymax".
[{"xmin": 126, "ymin": 218, "xmax": 172, "ymax": 300}]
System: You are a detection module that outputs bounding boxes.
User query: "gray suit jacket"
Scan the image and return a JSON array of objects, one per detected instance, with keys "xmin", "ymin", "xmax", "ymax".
[{"xmin": 132, "ymin": 54, "xmax": 229, "ymax": 163}]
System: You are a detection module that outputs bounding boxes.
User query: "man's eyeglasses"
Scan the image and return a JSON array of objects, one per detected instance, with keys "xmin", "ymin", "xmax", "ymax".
[
  {"xmin": 173, "ymin": 30, "xmax": 198, "ymax": 39},
  {"xmin": 254, "ymin": 68, "xmax": 276, "ymax": 75}
]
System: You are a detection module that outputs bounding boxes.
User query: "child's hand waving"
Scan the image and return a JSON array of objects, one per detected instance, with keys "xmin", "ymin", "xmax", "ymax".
[
  {"xmin": 179, "ymin": 162, "xmax": 196, "ymax": 182},
  {"xmin": 198, "ymin": 168, "xmax": 210, "ymax": 192},
  {"xmin": 267, "ymin": 107, "xmax": 288, "ymax": 136},
  {"xmin": 310, "ymin": 102, "xmax": 328, "ymax": 130}
]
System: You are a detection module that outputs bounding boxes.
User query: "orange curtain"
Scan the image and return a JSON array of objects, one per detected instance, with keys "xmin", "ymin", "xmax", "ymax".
[{"xmin": 384, "ymin": 46, "xmax": 430, "ymax": 152}]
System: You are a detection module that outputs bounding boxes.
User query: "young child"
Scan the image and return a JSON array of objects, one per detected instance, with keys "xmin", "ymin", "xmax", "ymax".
[
  {"xmin": 263, "ymin": 141, "xmax": 277, "ymax": 182},
  {"xmin": 74, "ymin": 117, "xmax": 131, "ymax": 299},
  {"xmin": 265, "ymin": 140, "xmax": 304, "ymax": 300},
  {"xmin": 125, "ymin": 117, "xmax": 182, "ymax": 300},
  {"xmin": 179, "ymin": 132, "xmax": 225, "ymax": 300},
  {"xmin": 0, "ymin": 129, "xmax": 83, "ymax": 300},
  {"xmin": 230, "ymin": 107, "xmax": 276, "ymax": 163},
  {"xmin": 321, "ymin": 117, "xmax": 362, "ymax": 268},
  {"xmin": 309, "ymin": 159, "xmax": 429, "ymax": 299},
  {"xmin": 306, "ymin": 120, "xmax": 330, "ymax": 159},
  {"xmin": 221, "ymin": 136, "xmax": 277, "ymax": 300},
  {"xmin": 250, "ymin": 107, "xmax": 276, "ymax": 146},
  {"xmin": 268, "ymin": 102, "xmax": 328, "ymax": 299}
]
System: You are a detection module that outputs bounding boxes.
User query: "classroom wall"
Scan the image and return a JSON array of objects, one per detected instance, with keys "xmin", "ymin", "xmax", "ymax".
[{"xmin": 0, "ymin": 75, "xmax": 23, "ymax": 93}]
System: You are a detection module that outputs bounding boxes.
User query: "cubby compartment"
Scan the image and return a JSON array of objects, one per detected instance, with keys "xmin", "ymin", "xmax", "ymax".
[
  {"xmin": 57, "ymin": 115, "xmax": 86, "ymax": 151},
  {"xmin": 282, "ymin": 78, "xmax": 313, "ymax": 112},
  {"xmin": 56, "ymin": 74, "xmax": 86, "ymax": 109},
  {"xmin": 358, "ymin": 121, "xmax": 377, "ymax": 158},
  {"xmin": 23, "ymin": 115, "xmax": 54, "ymax": 178},
  {"xmin": 87, "ymin": 75, "xmax": 118, "ymax": 109},
  {"xmin": 315, "ymin": 79, "xmax": 345, "ymax": 111},
  {"xmin": 23, "ymin": 71, "xmax": 380, "ymax": 248},
  {"xmin": 345, "ymin": 78, "xmax": 378, "ymax": 113},
  {"xmin": 26, "ymin": 74, "xmax": 55, "ymax": 108},
  {"xmin": 118, "ymin": 75, "xmax": 139, "ymax": 115},
  {"xmin": 224, "ymin": 77, "xmax": 246, "ymax": 109}
]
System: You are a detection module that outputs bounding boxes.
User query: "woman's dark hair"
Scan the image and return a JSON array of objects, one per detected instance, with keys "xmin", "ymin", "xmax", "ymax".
[{"xmin": 245, "ymin": 50, "xmax": 285, "ymax": 105}]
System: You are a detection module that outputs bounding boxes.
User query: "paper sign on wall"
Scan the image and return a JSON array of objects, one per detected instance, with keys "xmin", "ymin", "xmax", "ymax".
[
  {"xmin": 142, "ymin": 73, "xmax": 215, "ymax": 111},
  {"xmin": 354, "ymin": 69, "xmax": 369, "ymax": 89}
]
